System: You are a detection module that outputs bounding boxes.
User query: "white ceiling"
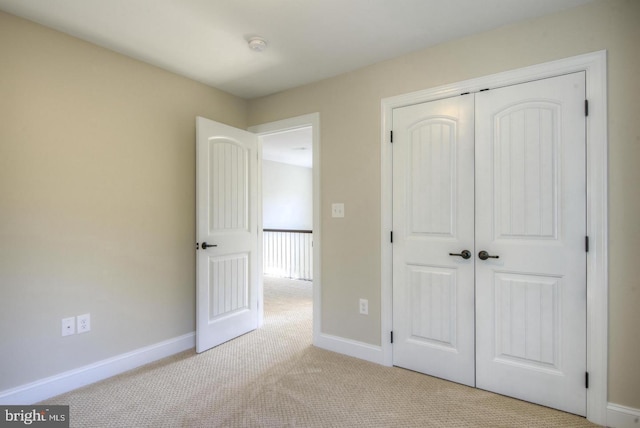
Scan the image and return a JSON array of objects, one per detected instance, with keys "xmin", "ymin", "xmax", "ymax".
[
  {"xmin": 0, "ymin": 0, "xmax": 594, "ymax": 99},
  {"xmin": 261, "ymin": 127, "xmax": 312, "ymax": 169}
]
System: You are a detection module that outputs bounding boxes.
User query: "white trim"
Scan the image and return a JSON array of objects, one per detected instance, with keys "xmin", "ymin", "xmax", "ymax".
[
  {"xmin": 314, "ymin": 334, "xmax": 384, "ymax": 365},
  {"xmin": 381, "ymin": 50, "xmax": 608, "ymax": 425},
  {"xmin": 607, "ymin": 403, "xmax": 640, "ymax": 428},
  {"xmin": 0, "ymin": 332, "xmax": 195, "ymax": 405},
  {"xmin": 248, "ymin": 113, "xmax": 321, "ymax": 346},
  {"xmin": 256, "ymin": 132, "xmax": 264, "ymax": 327}
]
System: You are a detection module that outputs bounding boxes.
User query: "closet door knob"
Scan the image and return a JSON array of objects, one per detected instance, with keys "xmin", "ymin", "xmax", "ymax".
[
  {"xmin": 201, "ymin": 242, "xmax": 217, "ymax": 249},
  {"xmin": 449, "ymin": 250, "xmax": 471, "ymax": 259},
  {"xmin": 478, "ymin": 250, "xmax": 499, "ymax": 260}
]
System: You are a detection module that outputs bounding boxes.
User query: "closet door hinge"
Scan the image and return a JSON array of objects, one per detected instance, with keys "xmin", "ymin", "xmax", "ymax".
[
  {"xmin": 390, "ymin": 331, "xmax": 394, "ymax": 343},
  {"xmin": 585, "ymin": 99, "xmax": 589, "ymax": 116},
  {"xmin": 390, "ymin": 231, "xmax": 393, "ymax": 243},
  {"xmin": 585, "ymin": 236, "xmax": 590, "ymax": 252},
  {"xmin": 390, "ymin": 130, "xmax": 393, "ymax": 143},
  {"xmin": 585, "ymin": 372, "xmax": 589, "ymax": 389}
]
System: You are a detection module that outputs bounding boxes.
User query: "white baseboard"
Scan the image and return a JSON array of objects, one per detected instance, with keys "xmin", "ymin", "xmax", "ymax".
[
  {"xmin": 607, "ymin": 403, "xmax": 640, "ymax": 428},
  {"xmin": 314, "ymin": 333, "xmax": 384, "ymax": 365},
  {"xmin": 0, "ymin": 332, "xmax": 195, "ymax": 405}
]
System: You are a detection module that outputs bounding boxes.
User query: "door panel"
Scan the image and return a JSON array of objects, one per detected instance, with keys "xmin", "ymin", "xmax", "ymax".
[
  {"xmin": 408, "ymin": 265, "xmax": 457, "ymax": 348},
  {"xmin": 493, "ymin": 103, "xmax": 558, "ymax": 239},
  {"xmin": 208, "ymin": 255, "xmax": 248, "ymax": 319},
  {"xmin": 493, "ymin": 272, "xmax": 561, "ymax": 369},
  {"xmin": 209, "ymin": 140, "xmax": 248, "ymax": 232},
  {"xmin": 475, "ymin": 72, "xmax": 586, "ymax": 415},
  {"xmin": 392, "ymin": 95, "xmax": 475, "ymax": 387},
  {"xmin": 196, "ymin": 116, "xmax": 258, "ymax": 353}
]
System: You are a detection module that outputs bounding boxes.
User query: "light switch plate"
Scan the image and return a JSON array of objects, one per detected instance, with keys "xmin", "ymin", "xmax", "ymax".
[{"xmin": 331, "ymin": 203, "xmax": 345, "ymax": 218}]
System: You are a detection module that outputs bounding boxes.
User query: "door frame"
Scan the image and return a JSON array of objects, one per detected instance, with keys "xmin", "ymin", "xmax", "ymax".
[
  {"xmin": 380, "ymin": 51, "xmax": 607, "ymax": 425},
  {"xmin": 248, "ymin": 113, "xmax": 321, "ymax": 337}
]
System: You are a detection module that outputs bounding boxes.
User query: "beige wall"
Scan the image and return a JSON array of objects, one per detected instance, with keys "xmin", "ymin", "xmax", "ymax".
[
  {"xmin": 248, "ymin": 0, "xmax": 640, "ymax": 408},
  {"xmin": 0, "ymin": 11, "xmax": 247, "ymax": 390}
]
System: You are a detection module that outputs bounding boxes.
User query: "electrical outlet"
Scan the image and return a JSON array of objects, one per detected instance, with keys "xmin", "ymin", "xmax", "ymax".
[
  {"xmin": 331, "ymin": 203, "xmax": 345, "ymax": 218},
  {"xmin": 77, "ymin": 313, "xmax": 91, "ymax": 333},
  {"xmin": 62, "ymin": 317, "xmax": 76, "ymax": 336},
  {"xmin": 359, "ymin": 298, "xmax": 368, "ymax": 315}
]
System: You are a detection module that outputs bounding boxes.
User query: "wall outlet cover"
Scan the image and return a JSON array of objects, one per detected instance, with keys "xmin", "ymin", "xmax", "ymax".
[
  {"xmin": 359, "ymin": 298, "xmax": 368, "ymax": 315},
  {"xmin": 77, "ymin": 313, "xmax": 91, "ymax": 333},
  {"xmin": 62, "ymin": 317, "xmax": 76, "ymax": 336}
]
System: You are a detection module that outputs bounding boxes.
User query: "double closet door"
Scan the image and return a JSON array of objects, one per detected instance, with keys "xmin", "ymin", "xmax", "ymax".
[{"xmin": 392, "ymin": 73, "xmax": 587, "ymax": 416}]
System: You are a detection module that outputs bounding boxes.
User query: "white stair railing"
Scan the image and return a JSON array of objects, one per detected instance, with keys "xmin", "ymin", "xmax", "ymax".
[{"xmin": 263, "ymin": 229, "xmax": 313, "ymax": 280}]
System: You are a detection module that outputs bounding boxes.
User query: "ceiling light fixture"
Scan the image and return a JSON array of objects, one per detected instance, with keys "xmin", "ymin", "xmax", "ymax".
[{"xmin": 248, "ymin": 37, "xmax": 267, "ymax": 52}]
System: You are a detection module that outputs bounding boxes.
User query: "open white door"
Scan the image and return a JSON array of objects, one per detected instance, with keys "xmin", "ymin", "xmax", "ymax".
[{"xmin": 196, "ymin": 116, "xmax": 258, "ymax": 353}]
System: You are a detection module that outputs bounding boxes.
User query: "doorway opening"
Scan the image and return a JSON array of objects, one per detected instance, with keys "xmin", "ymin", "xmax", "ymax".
[
  {"xmin": 249, "ymin": 114, "xmax": 320, "ymax": 339},
  {"xmin": 260, "ymin": 127, "xmax": 314, "ymax": 335},
  {"xmin": 261, "ymin": 126, "xmax": 313, "ymax": 282}
]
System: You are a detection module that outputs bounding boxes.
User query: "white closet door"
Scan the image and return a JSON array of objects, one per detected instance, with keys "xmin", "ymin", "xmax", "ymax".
[
  {"xmin": 392, "ymin": 95, "xmax": 476, "ymax": 386},
  {"xmin": 475, "ymin": 72, "xmax": 587, "ymax": 415}
]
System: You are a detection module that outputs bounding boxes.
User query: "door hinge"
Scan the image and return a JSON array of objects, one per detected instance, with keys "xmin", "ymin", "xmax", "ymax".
[
  {"xmin": 585, "ymin": 372, "xmax": 589, "ymax": 389},
  {"xmin": 390, "ymin": 130, "xmax": 393, "ymax": 143},
  {"xmin": 585, "ymin": 99, "xmax": 589, "ymax": 116},
  {"xmin": 585, "ymin": 236, "xmax": 590, "ymax": 252},
  {"xmin": 390, "ymin": 231, "xmax": 393, "ymax": 243},
  {"xmin": 479, "ymin": 88, "xmax": 490, "ymax": 92},
  {"xmin": 391, "ymin": 331, "xmax": 394, "ymax": 343}
]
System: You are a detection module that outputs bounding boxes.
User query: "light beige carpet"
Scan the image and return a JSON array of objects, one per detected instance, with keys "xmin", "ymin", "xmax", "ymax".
[{"xmin": 43, "ymin": 277, "xmax": 598, "ymax": 427}]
